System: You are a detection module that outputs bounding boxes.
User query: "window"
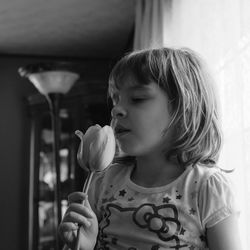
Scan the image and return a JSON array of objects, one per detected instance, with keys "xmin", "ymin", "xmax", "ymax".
[{"xmin": 133, "ymin": 0, "xmax": 250, "ymax": 248}]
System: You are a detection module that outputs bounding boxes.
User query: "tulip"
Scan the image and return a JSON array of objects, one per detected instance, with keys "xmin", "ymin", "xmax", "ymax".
[
  {"xmin": 74, "ymin": 124, "xmax": 116, "ymax": 250},
  {"xmin": 75, "ymin": 124, "xmax": 116, "ymax": 172}
]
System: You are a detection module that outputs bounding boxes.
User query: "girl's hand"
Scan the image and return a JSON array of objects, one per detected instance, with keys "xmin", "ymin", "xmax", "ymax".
[{"xmin": 58, "ymin": 192, "xmax": 98, "ymax": 250}]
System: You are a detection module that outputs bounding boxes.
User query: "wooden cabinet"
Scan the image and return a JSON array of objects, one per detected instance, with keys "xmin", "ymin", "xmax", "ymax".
[{"xmin": 27, "ymin": 91, "xmax": 110, "ymax": 250}]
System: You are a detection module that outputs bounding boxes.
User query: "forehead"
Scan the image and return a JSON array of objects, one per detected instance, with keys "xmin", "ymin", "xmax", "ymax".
[
  {"xmin": 109, "ymin": 72, "xmax": 151, "ymax": 95},
  {"xmin": 111, "ymin": 81, "xmax": 154, "ymax": 96}
]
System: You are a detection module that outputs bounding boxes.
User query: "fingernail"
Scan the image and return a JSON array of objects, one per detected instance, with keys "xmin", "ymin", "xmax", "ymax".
[{"xmin": 86, "ymin": 220, "xmax": 91, "ymax": 227}]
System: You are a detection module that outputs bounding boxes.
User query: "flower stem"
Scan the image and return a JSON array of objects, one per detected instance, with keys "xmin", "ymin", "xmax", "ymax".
[
  {"xmin": 82, "ymin": 171, "xmax": 94, "ymax": 194},
  {"xmin": 74, "ymin": 171, "xmax": 94, "ymax": 250}
]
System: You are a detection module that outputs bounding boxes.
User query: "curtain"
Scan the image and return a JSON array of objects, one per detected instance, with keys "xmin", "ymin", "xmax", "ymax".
[
  {"xmin": 133, "ymin": 0, "xmax": 164, "ymax": 50},
  {"xmin": 215, "ymin": 35, "xmax": 250, "ymax": 250},
  {"xmin": 133, "ymin": 1, "xmax": 250, "ymax": 249}
]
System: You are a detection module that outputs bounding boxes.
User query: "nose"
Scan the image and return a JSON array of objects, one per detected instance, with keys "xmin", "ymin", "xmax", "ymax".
[{"xmin": 111, "ymin": 104, "xmax": 127, "ymax": 118}]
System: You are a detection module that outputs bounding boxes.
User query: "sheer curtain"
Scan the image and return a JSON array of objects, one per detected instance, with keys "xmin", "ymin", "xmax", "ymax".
[
  {"xmin": 133, "ymin": 1, "xmax": 250, "ymax": 249},
  {"xmin": 133, "ymin": 0, "xmax": 164, "ymax": 50}
]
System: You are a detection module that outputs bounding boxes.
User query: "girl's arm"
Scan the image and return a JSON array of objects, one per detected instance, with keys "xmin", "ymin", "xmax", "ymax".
[{"xmin": 207, "ymin": 214, "xmax": 242, "ymax": 250}]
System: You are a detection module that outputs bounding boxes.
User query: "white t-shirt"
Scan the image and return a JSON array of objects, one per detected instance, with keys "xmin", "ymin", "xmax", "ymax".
[{"xmin": 88, "ymin": 163, "xmax": 238, "ymax": 250}]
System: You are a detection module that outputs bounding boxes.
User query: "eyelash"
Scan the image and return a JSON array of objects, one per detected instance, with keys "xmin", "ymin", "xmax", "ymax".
[
  {"xmin": 111, "ymin": 96, "xmax": 147, "ymax": 106},
  {"xmin": 131, "ymin": 97, "xmax": 147, "ymax": 104}
]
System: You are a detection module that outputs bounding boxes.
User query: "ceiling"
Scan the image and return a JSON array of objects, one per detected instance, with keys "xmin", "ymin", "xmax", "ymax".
[{"xmin": 0, "ymin": 0, "xmax": 135, "ymax": 59}]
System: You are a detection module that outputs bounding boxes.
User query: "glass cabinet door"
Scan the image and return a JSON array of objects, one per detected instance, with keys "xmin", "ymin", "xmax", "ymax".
[{"xmin": 38, "ymin": 125, "xmax": 75, "ymax": 250}]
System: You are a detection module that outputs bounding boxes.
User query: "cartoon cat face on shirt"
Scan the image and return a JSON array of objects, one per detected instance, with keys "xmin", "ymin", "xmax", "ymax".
[
  {"xmin": 133, "ymin": 203, "xmax": 181, "ymax": 241},
  {"xmin": 98, "ymin": 202, "xmax": 187, "ymax": 249}
]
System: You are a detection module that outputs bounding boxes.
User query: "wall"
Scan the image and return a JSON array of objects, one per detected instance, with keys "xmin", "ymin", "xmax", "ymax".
[{"xmin": 0, "ymin": 56, "xmax": 38, "ymax": 250}]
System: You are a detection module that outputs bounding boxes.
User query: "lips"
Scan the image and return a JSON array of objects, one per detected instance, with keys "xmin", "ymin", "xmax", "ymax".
[{"xmin": 114, "ymin": 124, "xmax": 130, "ymax": 136}]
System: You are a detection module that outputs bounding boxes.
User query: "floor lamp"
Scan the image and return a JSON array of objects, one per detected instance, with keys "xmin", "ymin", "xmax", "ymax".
[{"xmin": 19, "ymin": 64, "xmax": 79, "ymax": 250}]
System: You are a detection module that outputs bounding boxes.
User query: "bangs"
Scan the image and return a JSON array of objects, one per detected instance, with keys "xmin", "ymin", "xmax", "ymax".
[{"xmin": 108, "ymin": 51, "xmax": 156, "ymax": 97}]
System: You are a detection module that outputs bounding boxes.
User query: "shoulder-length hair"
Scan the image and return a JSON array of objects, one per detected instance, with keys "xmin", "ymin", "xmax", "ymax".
[{"xmin": 108, "ymin": 47, "xmax": 222, "ymax": 168}]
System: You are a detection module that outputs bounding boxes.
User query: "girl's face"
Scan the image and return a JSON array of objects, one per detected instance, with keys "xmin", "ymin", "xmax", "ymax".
[{"xmin": 110, "ymin": 76, "xmax": 175, "ymax": 157}]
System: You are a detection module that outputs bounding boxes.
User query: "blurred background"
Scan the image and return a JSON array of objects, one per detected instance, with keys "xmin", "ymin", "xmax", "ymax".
[{"xmin": 0, "ymin": 0, "xmax": 249, "ymax": 249}]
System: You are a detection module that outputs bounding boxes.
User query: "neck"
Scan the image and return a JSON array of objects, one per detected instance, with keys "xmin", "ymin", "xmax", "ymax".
[{"xmin": 131, "ymin": 153, "xmax": 184, "ymax": 188}]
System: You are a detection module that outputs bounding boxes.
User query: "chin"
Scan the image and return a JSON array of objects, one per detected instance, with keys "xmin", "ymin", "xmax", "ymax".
[
  {"xmin": 118, "ymin": 144, "xmax": 137, "ymax": 156},
  {"xmin": 121, "ymin": 147, "xmax": 146, "ymax": 157},
  {"xmin": 117, "ymin": 140, "xmax": 149, "ymax": 157}
]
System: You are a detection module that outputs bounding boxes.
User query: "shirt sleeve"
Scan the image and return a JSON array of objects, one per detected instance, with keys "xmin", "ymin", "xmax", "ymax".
[{"xmin": 198, "ymin": 169, "xmax": 240, "ymax": 229}]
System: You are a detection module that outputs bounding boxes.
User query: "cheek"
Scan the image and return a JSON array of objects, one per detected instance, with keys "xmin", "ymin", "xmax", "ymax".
[{"xmin": 144, "ymin": 110, "xmax": 171, "ymax": 134}]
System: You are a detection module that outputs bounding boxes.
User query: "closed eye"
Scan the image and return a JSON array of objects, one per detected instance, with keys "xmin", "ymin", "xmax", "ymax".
[{"xmin": 131, "ymin": 97, "xmax": 148, "ymax": 104}]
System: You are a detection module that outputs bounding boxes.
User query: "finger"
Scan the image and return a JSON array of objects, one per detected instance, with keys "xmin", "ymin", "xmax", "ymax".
[
  {"xmin": 68, "ymin": 203, "xmax": 94, "ymax": 219},
  {"xmin": 59, "ymin": 221, "xmax": 78, "ymax": 232},
  {"xmin": 84, "ymin": 197, "xmax": 93, "ymax": 210},
  {"xmin": 68, "ymin": 192, "xmax": 87, "ymax": 204},
  {"xmin": 63, "ymin": 211, "xmax": 92, "ymax": 227}
]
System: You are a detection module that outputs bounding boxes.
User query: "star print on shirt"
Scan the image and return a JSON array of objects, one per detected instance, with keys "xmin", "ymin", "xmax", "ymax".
[
  {"xmin": 189, "ymin": 208, "xmax": 196, "ymax": 215},
  {"xmin": 119, "ymin": 189, "xmax": 127, "ymax": 197},
  {"xmin": 151, "ymin": 244, "xmax": 160, "ymax": 250},
  {"xmin": 108, "ymin": 196, "xmax": 116, "ymax": 202},
  {"xmin": 200, "ymin": 234, "xmax": 207, "ymax": 243},
  {"xmin": 163, "ymin": 197, "xmax": 171, "ymax": 203},
  {"xmin": 180, "ymin": 227, "xmax": 186, "ymax": 235},
  {"xmin": 176, "ymin": 194, "xmax": 182, "ymax": 199}
]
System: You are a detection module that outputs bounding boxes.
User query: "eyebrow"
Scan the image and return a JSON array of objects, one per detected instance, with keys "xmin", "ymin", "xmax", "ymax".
[
  {"xmin": 110, "ymin": 84, "xmax": 152, "ymax": 98},
  {"xmin": 127, "ymin": 85, "xmax": 152, "ymax": 92}
]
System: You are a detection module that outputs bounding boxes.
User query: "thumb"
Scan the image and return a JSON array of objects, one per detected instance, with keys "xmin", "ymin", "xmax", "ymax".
[{"xmin": 83, "ymin": 196, "xmax": 93, "ymax": 210}]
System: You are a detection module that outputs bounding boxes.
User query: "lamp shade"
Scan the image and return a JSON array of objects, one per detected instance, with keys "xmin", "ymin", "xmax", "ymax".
[
  {"xmin": 27, "ymin": 71, "xmax": 79, "ymax": 95},
  {"xmin": 18, "ymin": 62, "xmax": 80, "ymax": 95}
]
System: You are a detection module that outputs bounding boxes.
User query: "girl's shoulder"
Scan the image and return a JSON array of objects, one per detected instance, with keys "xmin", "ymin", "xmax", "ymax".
[
  {"xmin": 183, "ymin": 164, "xmax": 236, "ymax": 203},
  {"xmin": 193, "ymin": 164, "xmax": 236, "ymax": 197},
  {"xmin": 189, "ymin": 164, "xmax": 230, "ymax": 184},
  {"xmin": 191, "ymin": 165, "xmax": 239, "ymax": 229}
]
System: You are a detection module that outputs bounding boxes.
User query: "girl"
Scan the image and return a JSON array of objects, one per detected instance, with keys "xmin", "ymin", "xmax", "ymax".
[{"xmin": 58, "ymin": 47, "xmax": 241, "ymax": 250}]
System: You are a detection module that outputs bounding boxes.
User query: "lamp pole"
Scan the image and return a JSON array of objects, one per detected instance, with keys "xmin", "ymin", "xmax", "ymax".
[{"xmin": 47, "ymin": 93, "xmax": 62, "ymax": 250}]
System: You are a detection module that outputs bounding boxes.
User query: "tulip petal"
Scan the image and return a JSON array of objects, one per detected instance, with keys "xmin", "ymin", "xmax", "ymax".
[
  {"xmin": 88, "ymin": 128, "xmax": 107, "ymax": 171},
  {"xmin": 83, "ymin": 125, "xmax": 101, "ymax": 162},
  {"xmin": 99, "ymin": 132, "xmax": 116, "ymax": 169},
  {"xmin": 75, "ymin": 130, "xmax": 89, "ymax": 170},
  {"xmin": 89, "ymin": 126, "xmax": 115, "ymax": 171},
  {"xmin": 85, "ymin": 124, "xmax": 101, "ymax": 139},
  {"xmin": 75, "ymin": 125, "xmax": 115, "ymax": 172}
]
